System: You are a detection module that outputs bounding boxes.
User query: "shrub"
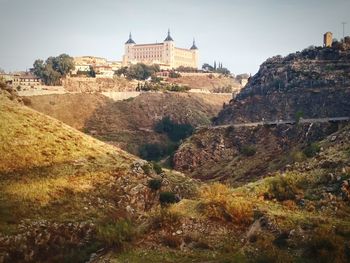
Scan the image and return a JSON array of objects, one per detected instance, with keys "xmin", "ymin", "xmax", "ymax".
[
  {"xmin": 139, "ymin": 142, "xmax": 179, "ymax": 161},
  {"xmin": 303, "ymin": 143, "xmax": 320, "ymax": 158},
  {"xmin": 266, "ymin": 175, "xmax": 301, "ymax": 201},
  {"xmin": 148, "ymin": 179, "xmax": 162, "ymax": 191},
  {"xmin": 290, "ymin": 150, "xmax": 306, "ymax": 162},
  {"xmin": 199, "ymin": 183, "xmax": 253, "ymax": 225},
  {"xmin": 139, "ymin": 143, "xmax": 165, "ymax": 161},
  {"xmin": 155, "ymin": 116, "xmax": 194, "ymax": 142},
  {"xmin": 152, "ymin": 162, "xmax": 163, "ymax": 174},
  {"xmin": 141, "ymin": 163, "xmax": 152, "ymax": 175},
  {"xmin": 240, "ymin": 145, "xmax": 257, "ymax": 156},
  {"xmin": 149, "ymin": 208, "xmax": 182, "ymax": 230},
  {"xmin": 96, "ymin": 219, "xmax": 134, "ymax": 247},
  {"xmin": 159, "ymin": 191, "xmax": 178, "ymax": 205}
]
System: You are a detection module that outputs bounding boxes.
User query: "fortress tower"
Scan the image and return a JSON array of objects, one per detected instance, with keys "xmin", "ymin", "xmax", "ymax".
[
  {"xmin": 324, "ymin": 32, "xmax": 333, "ymax": 47},
  {"xmin": 122, "ymin": 30, "xmax": 199, "ymax": 69}
]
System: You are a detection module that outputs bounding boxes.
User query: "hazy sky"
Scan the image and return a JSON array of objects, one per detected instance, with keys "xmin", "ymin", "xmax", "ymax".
[{"xmin": 0, "ymin": 0, "xmax": 349, "ymax": 74}]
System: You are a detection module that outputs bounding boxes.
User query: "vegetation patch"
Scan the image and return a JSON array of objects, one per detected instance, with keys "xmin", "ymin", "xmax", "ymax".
[
  {"xmin": 240, "ymin": 145, "xmax": 257, "ymax": 156},
  {"xmin": 148, "ymin": 179, "xmax": 162, "ymax": 191},
  {"xmin": 155, "ymin": 116, "xmax": 194, "ymax": 142},
  {"xmin": 96, "ymin": 219, "xmax": 134, "ymax": 248},
  {"xmin": 199, "ymin": 183, "xmax": 253, "ymax": 225},
  {"xmin": 303, "ymin": 142, "xmax": 321, "ymax": 158},
  {"xmin": 159, "ymin": 191, "xmax": 178, "ymax": 205}
]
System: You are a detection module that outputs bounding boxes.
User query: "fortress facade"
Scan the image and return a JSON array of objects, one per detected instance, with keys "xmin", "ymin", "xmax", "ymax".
[{"xmin": 122, "ymin": 30, "xmax": 199, "ymax": 69}]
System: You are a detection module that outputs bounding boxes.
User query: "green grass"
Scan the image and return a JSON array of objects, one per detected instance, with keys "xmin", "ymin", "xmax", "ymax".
[{"xmin": 112, "ymin": 248, "xmax": 247, "ymax": 263}]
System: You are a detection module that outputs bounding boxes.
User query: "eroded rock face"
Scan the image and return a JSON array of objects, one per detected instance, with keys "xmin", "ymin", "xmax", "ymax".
[
  {"xmin": 215, "ymin": 45, "xmax": 350, "ymax": 125},
  {"xmin": 173, "ymin": 123, "xmax": 343, "ymax": 184}
]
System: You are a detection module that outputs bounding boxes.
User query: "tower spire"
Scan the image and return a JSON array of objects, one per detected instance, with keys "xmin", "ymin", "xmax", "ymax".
[
  {"xmin": 190, "ymin": 37, "xmax": 198, "ymax": 50},
  {"xmin": 164, "ymin": 28, "xmax": 174, "ymax": 41},
  {"xmin": 125, "ymin": 32, "xmax": 136, "ymax": 44}
]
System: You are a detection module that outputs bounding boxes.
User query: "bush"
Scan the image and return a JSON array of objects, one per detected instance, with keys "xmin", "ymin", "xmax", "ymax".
[
  {"xmin": 96, "ymin": 219, "xmax": 134, "ymax": 247},
  {"xmin": 139, "ymin": 142, "xmax": 179, "ymax": 161},
  {"xmin": 148, "ymin": 179, "xmax": 162, "ymax": 191},
  {"xmin": 149, "ymin": 208, "xmax": 182, "ymax": 230},
  {"xmin": 303, "ymin": 143, "xmax": 320, "ymax": 158},
  {"xmin": 139, "ymin": 143, "xmax": 166, "ymax": 161},
  {"xmin": 266, "ymin": 175, "xmax": 301, "ymax": 201},
  {"xmin": 240, "ymin": 145, "xmax": 257, "ymax": 156},
  {"xmin": 159, "ymin": 191, "xmax": 178, "ymax": 205},
  {"xmin": 152, "ymin": 162, "xmax": 163, "ymax": 175},
  {"xmin": 141, "ymin": 163, "xmax": 152, "ymax": 175},
  {"xmin": 199, "ymin": 183, "xmax": 253, "ymax": 225},
  {"xmin": 119, "ymin": 63, "xmax": 160, "ymax": 80},
  {"xmin": 165, "ymin": 84, "xmax": 190, "ymax": 92},
  {"xmin": 155, "ymin": 116, "xmax": 194, "ymax": 142}
]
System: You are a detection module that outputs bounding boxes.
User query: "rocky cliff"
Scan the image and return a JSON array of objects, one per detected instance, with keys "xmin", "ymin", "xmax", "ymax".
[
  {"xmin": 174, "ymin": 122, "xmax": 345, "ymax": 184},
  {"xmin": 174, "ymin": 41, "xmax": 350, "ymax": 183},
  {"xmin": 215, "ymin": 41, "xmax": 350, "ymax": 124}
]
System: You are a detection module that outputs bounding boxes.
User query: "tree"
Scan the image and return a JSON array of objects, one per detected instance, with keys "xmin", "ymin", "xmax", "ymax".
[
  {"xmin": 214, "ymin": 61, "xmax": 217, "ymax": 70},
  {"xmin": 123, "ymin": 63, "xmax": 160, "ymax": 80},
  {"xmin": 202, "ymin": 63, "xmax": 214, "ymax": 71},
  {"xmin": 31, "ymin": 54, "xmax": 74, "ymax": 85},
  {"xmin": 32, "ymin": 59, "xmax": 45, "ymax": 79},
  {"xmin": 89, "ymin": 66, "xmax": 96, "ymax": 77}
]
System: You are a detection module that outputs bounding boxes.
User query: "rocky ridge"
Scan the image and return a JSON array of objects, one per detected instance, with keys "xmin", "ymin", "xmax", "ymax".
[{"xmin": 215, "ymin": 40, "xmax": 350, "ymax": 124}]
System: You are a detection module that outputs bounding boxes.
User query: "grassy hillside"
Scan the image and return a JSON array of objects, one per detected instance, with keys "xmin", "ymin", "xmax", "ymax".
[
  {"xmin": 94, "ymin": 123, "xmax": 350, "ymax": 263},
  {"xmin": 0, "ymin": 93, "xmax": 197, "ymax": 262},
  {"xmin": 27, "ymin": 92, "xmax": 231, "ymax": 156}
]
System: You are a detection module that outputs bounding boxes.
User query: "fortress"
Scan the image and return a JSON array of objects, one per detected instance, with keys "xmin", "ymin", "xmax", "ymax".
[{"xmin": 122, "ymin": 30, "xmax": 199, "ymax": 69}]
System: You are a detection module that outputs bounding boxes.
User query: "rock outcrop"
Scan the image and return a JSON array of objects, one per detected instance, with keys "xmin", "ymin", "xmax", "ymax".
[{"xmin": 215, "ymin": 41, "xmax": 350, "ymax": 124}]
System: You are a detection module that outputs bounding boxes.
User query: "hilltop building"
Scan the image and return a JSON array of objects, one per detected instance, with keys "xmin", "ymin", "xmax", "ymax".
[
  {"xmin": 71, "ymin": 56, "xmax": 122, "ymax": 78},
  {"xmin": 324, "ymin": 32, "xmax": 333, "ymax": 47},
  {"xmin": 122, "ymin": 30, "xmax": 199, "ymax": 69}
]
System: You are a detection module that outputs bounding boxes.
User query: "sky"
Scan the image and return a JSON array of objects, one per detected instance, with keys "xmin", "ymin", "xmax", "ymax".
[{"xmin": 0, "ymin": 0, "xmax": 349, "ymax": 75}]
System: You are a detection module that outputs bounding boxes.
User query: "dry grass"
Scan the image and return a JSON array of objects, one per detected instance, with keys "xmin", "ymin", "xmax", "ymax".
[
  {"xmin": 199, "ymin": 183, "xmax": 253, "ymax": 226},
  {"xmin": 0, "ymin": 95, "xmax": 133, "ymax": 173},
  {"xmin": 0, "ymin": 94, "xmax": 136, "ymax": 234}
]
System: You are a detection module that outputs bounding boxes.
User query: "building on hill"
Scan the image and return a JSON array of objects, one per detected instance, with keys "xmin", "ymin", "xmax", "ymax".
[
  {"xmin": 12, "ymin": 72, "xmax": 41, "ymax": 88},
  {"xmin": 324, "ymin": 32, "xmax": 333, "ymax": 47},
  {"xmin": 122, "ymin": 30, "xmax": 199, "ymax": 69},
  {"xmin": 71, "ymin": 56, "xmax": 122, "ymax": 78}
]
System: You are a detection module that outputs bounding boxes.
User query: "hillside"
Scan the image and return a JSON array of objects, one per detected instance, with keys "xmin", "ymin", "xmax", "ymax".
[
  {"xmin": 215, "ymin": 43, "xmax": 350, "ymax": 124},
  {"xmin": 166, "ymin": 74, "xmax": 242, "ymax": 93},
  {"xmin": 94, "ymin": 121, "xmax": 350, "ymax": 263},
  {"xmin": 0, "ymin": 90, "xmax": 196, "ymax": 262},
  {"xmin": 174, "ymin": 122, "xmax": 345, "ymax": 185},
  {"xmin": 63, "ymin": 76, "xmax": 138, "ymax": 92},
  {"xmin": 27, "ymin": 92, "xmax": 231, "ymax": 156},
  {"xmin": 173, "ymin": 43, "xmax": 350, "ymax": 183}
]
